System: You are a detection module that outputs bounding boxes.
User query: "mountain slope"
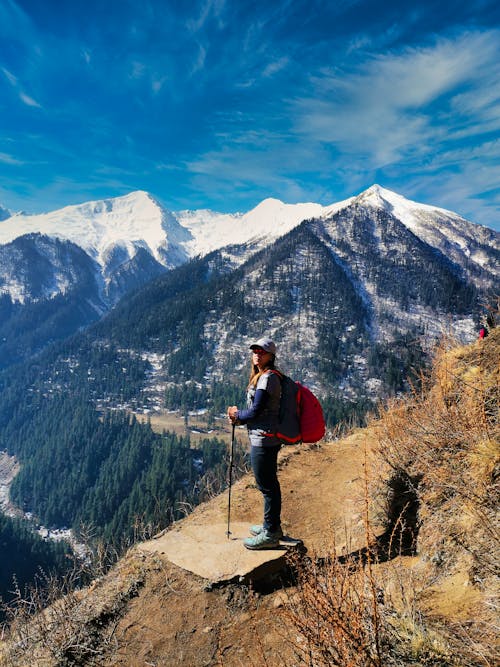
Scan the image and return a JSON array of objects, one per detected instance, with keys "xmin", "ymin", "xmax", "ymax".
[
  {"xmin": 357, "ymin": 185, "xmax": 499, "ymax": 289},
  {"xmin": 0, "ymin": 234, "xmax": 105, "ymax": 367},
  {"xmin": 89, "ymin": 200, "xmax": 483, "ymax": 405}
]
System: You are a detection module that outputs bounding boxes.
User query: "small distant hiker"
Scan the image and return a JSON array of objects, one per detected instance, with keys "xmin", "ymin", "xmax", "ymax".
[
  {"xmin": 479, "ymin": 312, "xmax": 497, "ymax": 340},
  {"xmin": 479, "ymin": 323, "xmax": 488, "ymax": 340},
  {"xmin": 227, "ymin": 337, "xmax": 284, "ymax": 550}
]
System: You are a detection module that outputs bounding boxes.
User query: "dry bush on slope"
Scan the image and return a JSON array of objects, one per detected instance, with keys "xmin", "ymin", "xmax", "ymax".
[
  {"xmin": 375, "ymin": 327, "xmax": 499, "ymax": 579},
  {"xmin": 373, "ymin": 326, "xmax": 499, "ymax": 664},
  {"xmin": 285, "ymin": 326, "xmax": 498, "ymax": 667},
  {"xmin": 0, "ymin": 538, "xmax": 148, "ymax": 667}
]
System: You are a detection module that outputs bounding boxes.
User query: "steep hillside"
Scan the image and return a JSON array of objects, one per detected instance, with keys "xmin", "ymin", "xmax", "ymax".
[{"xmin": 1, "ymin": 326, "xmax": 497, "ymax": 666}]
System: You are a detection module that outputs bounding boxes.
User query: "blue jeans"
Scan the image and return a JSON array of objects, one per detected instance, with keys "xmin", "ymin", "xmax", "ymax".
[{"xmin": 250, "ymin": 445, "xmax": 281, "ymax": 533}]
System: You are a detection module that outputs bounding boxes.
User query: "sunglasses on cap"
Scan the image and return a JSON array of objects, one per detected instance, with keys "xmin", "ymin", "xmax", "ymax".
[{"xmin": 252, "ymin": 347, "xmax": 268, "ymax": 354}]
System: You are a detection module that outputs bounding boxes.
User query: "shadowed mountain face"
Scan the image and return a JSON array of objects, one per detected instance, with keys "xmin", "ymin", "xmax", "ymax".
[{"xmin": 0, "ymin": 234, "xmax": 104, "ymax": 368}]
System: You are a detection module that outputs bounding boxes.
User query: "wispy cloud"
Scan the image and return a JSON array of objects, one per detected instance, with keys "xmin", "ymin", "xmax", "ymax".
[
  {"xmin": 0, "ymin": 0, "xmax": 34, "ymax": 41},
  {"xmin": 291, "ymin": 30, "xmax": 500, "ymax": 168},
  {"xmin": 190, "ymin": 43, "xmax": 207, "ymax": 76},
  {"xmin": 19, "ymin": 92, "xmax": 41, "ymax": 108},
  {"xmin": 187, "ymin": 0, "xmax": 228, "ymax": 33},
  {"xmin": 0, "ymin": 152, "xmax": 24, "ymax": 165},
  {"xmin": 1, "ymin": 67, "xmax": 18, "ymax": 86},
  {"xmin": 181, "ymin": 25, "xmax": 499, "ymax": 224},
  {"xmin": 184, "ymin": 123, "xmax": 335, "ymax": 207},
  {"xmin": 262, "ymin": 56, "xmax": 289, "ymax": 78},
  {"xmin": 1, "ymin": 66, "xmax": 42, "ymax": 108}
]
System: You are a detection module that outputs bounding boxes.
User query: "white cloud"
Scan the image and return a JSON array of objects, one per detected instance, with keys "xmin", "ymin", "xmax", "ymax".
[
  {"xmin": 292, "ymin": 30, "xmax": 500, "ymax": 168},
  {"xmin": 2, "ymin": 66, "xmax": 41, "ymax": 108},
  {"xmin": 19, "ymin": 92, "xmax": 41, "ymax": 108},
  {"xmin": 1, "ymin": 67, "xmax": 18, "ymax": 86}
]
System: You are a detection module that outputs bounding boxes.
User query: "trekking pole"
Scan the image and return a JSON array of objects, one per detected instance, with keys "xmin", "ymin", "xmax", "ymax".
[{"xmin": 227, "ymin": 423, "xmax": 235, "ymax": 539}]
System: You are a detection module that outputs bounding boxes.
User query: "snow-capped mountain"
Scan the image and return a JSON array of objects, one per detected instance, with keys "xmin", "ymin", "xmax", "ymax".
[
  {"xmin": 0, "ymin": 185, "xmax": 498, "ymax": 369},
  {"xmin": 0, "ymin": 191, "xmax": 334, "ymax": 276},
  {"xmin": 0, "ymin": 191, "xmax": 190, "ymax": 273},
  {"xmin": 1, "ymin": 186, "xmax": 497, "ymax": 296},
  {"xmin": 354, "ymin": 186, "xmax": 498, "ymax": 287}
]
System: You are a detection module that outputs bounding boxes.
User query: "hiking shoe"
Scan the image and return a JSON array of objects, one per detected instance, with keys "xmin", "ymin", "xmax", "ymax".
[
  {"xmin": 250, "ymin": 524, "xmax": 283, "ymax": 539},
  {"xmin": 244, "ymin": 530, "xmax": 281, "ymax": 550}
]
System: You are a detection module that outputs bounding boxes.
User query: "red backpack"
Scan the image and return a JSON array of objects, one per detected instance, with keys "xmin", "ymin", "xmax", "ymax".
[
  {"xmin": 297, "ymin": 382, "xmax": 326, "ymax": 443},
  {"xmin": 267, "ymin": 370, "xmax": 326, "ymax": 444}
]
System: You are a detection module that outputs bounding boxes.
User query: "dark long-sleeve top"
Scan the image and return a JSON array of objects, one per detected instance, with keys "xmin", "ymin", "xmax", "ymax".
[
  {"xmin": 238, "ymin": 370, "xmax": 282, "ymax": 447},
  {"xmin": 236, "ymin": 389, "xmax": 268, "ymax": 423}
]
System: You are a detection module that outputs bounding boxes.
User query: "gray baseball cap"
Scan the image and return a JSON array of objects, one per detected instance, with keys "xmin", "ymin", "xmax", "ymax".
[{"xmin": 249, "ymin": 337, "xmax": 276, "ymax": 355}]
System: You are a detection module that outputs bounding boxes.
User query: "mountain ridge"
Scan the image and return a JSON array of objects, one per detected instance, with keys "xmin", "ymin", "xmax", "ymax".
[
  {"xmin": 1, "ymin": 185, "xmax": 497, "ymax": 280},
  {"xmin": 0, "ymin": 185, "xmax": 498, "ymax": 370}
]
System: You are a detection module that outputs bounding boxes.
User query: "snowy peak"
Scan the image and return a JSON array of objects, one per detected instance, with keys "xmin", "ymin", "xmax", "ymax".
[
  {"xmin": 355, "ymin": 183, "xmax": 391, "ymax": 209},
  {"xmin": 176, "ymin": 197, "xmax": 325, "ymax": 258},
  {"xmin": 0, "ymin": 191, "xmax": 188, "ymax": 268},
  {"xmin": 240, "ymin": 197, "xmax": 324, "ymax": 240},
  {"xmin": 1, "ymin": 186, "xmax": 498, "ymax": 287},
  {"xmin": 356, "ymin": 184, "xmax": 454, "ymax": 220},
  {"xmin": 348, "ymin": 185, "xmax": 499, "ymax": 277}
]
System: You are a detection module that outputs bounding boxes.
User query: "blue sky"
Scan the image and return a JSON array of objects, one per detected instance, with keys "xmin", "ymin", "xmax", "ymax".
[{"xmin": 1, "ymin": 0, "xmax": 499, "ymax": 230}]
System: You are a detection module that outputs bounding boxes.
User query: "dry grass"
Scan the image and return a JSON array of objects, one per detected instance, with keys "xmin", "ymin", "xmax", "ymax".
[
  {"xmin": 283, "ymin": 544, "xmax": 384, "ymax": 667},
  {"xmin": 375, "ymin": 326, "xmax": 499, "ymax": 584},
  {"xmin": 0, "ymin": 536, "xmax": 150, "ymax": 667},
  {"xmin": 284, "ymin": 319, "xmax": 499, "ymax": 666}
]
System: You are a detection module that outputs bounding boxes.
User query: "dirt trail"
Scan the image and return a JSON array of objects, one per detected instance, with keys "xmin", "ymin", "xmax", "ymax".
[
  {"xmin": 179, "ymin": 431, "xmax": 382, "ymax": 556},
  {"xmin": 102, "ymin": 433, "xmax": 377, "ymax": 666}
]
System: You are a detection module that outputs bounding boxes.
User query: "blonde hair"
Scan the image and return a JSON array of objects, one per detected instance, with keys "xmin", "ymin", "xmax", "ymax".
[{"xmin": 248, "ymin": 354, "xmax": 277, "ymax": 387}]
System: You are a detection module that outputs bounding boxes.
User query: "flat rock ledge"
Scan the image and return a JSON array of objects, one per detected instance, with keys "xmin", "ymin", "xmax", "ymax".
[{"xmin": 138, "ymin": 522, "xmax": 304, "ymax": 585}]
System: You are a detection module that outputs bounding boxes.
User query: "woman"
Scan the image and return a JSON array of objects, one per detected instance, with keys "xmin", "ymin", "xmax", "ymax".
[{"xmin": 227, "ymin": 336, "xmax": 283, "ymax": 550}]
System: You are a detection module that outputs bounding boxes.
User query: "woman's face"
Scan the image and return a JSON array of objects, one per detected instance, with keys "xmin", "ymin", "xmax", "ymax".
[{"xmin": 252, "ymin": 347, "xmax": 272, "ymax": 369}]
